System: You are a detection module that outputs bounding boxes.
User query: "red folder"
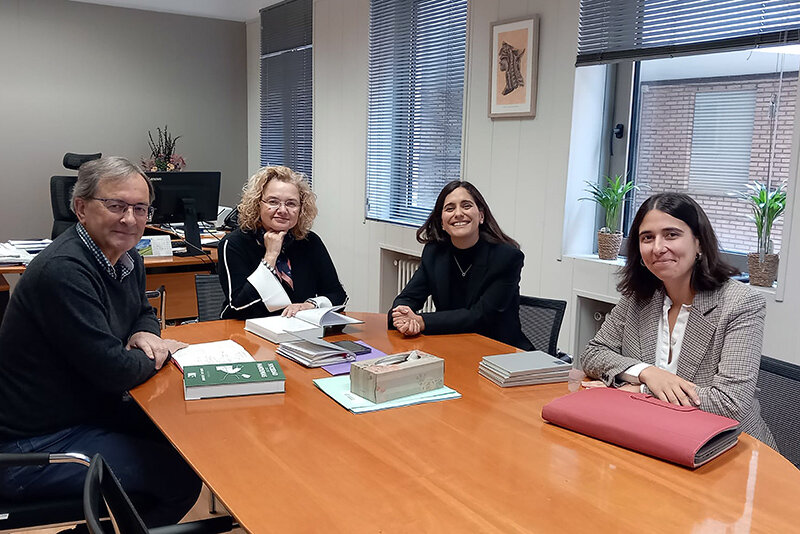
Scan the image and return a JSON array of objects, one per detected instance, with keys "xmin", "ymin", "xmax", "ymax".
[{"xmin": 541, "ymin": 387, "xmax": 740, "ymax": 468}]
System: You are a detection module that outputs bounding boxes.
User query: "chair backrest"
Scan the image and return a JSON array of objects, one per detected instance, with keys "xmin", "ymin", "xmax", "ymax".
[
  {"xmin": 50, "ymin": 175, "xmax": 79, "ymax": 239},
  {"xmin": 757, "ymin": 356, "xmax": 800, "ymax": 469},
  {"xmin": 84, "ymin": 454, "xmax": 148, "ymax": 534},
  {"xmin": 518, "ymin": 296, "xmax": 567, "ymax": 356},
  {"xmin": 195, "ymin": 274, "xmax": 225, "ymax": 322},
  {"xmin": 0, "ymin": 452, "xmax": 92, "ymax": 531}
]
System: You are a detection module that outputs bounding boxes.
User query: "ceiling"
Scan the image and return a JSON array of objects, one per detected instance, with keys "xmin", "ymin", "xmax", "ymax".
[{"xmin": 69, "ymin": 0, "xmax": 281, "ymax": 22}]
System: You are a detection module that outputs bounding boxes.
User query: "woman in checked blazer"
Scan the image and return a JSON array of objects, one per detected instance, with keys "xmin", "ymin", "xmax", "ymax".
[{"xmin": 581, "ymin": 193, "xmax": 775, "ymax": 447}]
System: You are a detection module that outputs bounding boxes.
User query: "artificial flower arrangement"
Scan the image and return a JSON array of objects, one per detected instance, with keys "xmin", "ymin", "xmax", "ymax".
[{"xmin": 141, "ymin": 125, "xmax": 186, "ymax": 171}]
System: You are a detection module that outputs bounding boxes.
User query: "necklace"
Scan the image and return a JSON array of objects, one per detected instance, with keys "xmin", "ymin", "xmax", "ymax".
[{"xmin": 454, "ymin": 256, "xmax": 472, "ymax": 277}]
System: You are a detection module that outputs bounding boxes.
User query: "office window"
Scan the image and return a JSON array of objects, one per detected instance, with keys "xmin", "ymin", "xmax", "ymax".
[
  {"xmin": 260, "ymin": 0, "xmax": 313, "ymax": 182},
  {"xmin": 365, "ymin": 0, "xmax": 467, "ymax": 226},
  {"xmin": 576, "ymin": 0, "xmax": 800, "ymax": 259},
  {"xmin": 628, "ymin": 50, "xmax": 797, "ymax": 254},
  {"xmin": 688, "ymin": 90, "xmax": 756, "ymax": 193}
]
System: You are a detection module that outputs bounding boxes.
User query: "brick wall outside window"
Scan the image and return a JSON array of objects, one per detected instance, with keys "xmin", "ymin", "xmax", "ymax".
[{"xmin": 631, "ymin": 72, "xmax": 797, "ymax": 253}]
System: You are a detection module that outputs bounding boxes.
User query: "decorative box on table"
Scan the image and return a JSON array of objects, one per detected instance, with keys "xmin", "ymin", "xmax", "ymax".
[{"xmin": 350, "ymin": 350, "xmax": 444, "ymax": 403}]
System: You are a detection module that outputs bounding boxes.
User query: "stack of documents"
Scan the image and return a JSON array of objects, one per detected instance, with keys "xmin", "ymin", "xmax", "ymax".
[
  {"xmin": 9, "ymin": 239, "xmax": 52, "ymax": 255},
  {"xmin": 277, "ymin": 335, "xmax": 355, "ymax": 368},
  {"xmin": 313, "ymin": 374, "xmax": 460, "ymax": 414},
  {"xmin": 478, "ymin": 351, "xmax": 571, "ymax": 387},
  {"xmin": 0, "ymin": 243, "xmax": 34, "ymax": 265}
]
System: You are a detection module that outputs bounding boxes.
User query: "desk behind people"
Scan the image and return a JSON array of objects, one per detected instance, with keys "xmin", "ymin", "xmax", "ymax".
[
  {"xmin": 130, "ymin": 313, "xmax": 800, "ymax": 533},
  {"xmin": 0, "ymin": 246, "xmax": 218, "ymax": 321}
]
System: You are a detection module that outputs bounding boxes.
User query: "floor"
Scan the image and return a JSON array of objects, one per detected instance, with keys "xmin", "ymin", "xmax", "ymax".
[{"xmin": 6, "ymin": 485, "xmax": 245, "ymax": 533}]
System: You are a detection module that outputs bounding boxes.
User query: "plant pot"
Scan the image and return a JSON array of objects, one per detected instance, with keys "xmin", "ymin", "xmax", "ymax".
[
  {"xmin": 748, "ymin": 253, "xmax": 779, "ymax": 287},
  {"xmin": 597, "ymin": 231, "xmax": 623, "ymax": 260}
]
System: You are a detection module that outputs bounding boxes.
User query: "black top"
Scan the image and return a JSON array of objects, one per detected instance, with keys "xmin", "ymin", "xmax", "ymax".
[
  {"xmin": 218, "ymin": 228, "xmax": 347, "ymax": 320},
  {"xmin": 0, "ymin": 227, "xmax": 160, "ymax": 441},
  {"xmin": 389, "ymin": 238, "xmax": 533, "ymax": 350}
]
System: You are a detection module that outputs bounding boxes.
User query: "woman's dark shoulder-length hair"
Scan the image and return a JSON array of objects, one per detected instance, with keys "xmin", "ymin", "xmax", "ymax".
[
  {"xmin": 416, "ymin": 180, "xmax": 519, "ymax": 249},
  {"xmin": 618, "ymin": 192, "xmax": 738, "ymax": 299}
]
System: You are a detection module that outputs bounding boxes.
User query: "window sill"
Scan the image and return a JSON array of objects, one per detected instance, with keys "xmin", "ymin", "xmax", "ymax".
[
  {"xmin": 564, "ymin": 253, "xmax": 626, "ymax": 267},
  {"xmin": 564, "ymin": 254, "xmax": 778, "ymax": 297}
]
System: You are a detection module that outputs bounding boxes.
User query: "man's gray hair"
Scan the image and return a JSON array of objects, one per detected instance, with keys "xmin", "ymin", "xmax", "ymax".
[{"xmin": 71, "ymin": 156, "xmax": 154, "ymax": 213}]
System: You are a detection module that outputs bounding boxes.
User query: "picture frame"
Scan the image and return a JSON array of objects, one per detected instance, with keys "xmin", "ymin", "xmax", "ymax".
[{"xmin": 489, "ymin": 16, "xmax": 540, "ymax": 119}]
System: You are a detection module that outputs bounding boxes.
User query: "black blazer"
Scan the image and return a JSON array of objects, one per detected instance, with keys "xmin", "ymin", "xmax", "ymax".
[
  {"xmin": 389, "ymin": 239, "xmax": 532, "ymax": 350},
  {"xmin": 219, "ymin": 228, "xmax": 347, "ymax": 320}
]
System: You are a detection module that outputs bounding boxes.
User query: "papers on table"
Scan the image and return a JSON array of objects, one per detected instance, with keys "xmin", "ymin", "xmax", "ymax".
[
  {"xmin": 171, "ymin": 340, "xmax": 255, "ymax": 372},
  {"xmin": 0, "ymin": 243, "xmax": 35, "ymax": 265},
  {"xmin": 8, "ymin": 239, "xmax": 52, "ymax": 254},
  {"xmin": 313, "ymin": 374, "xmax": 460, "ymax": 414}
]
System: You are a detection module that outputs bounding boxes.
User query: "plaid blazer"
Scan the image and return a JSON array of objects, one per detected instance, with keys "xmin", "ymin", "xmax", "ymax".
[{"xmin": 581, "ymin": 279, "xmax": 775, "ymax": 447}]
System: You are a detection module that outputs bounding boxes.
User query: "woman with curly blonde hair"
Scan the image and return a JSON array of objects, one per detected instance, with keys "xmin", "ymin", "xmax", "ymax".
[{"xmin": 219, "ymin": 166, "xmax": 346, "ymax": 319}]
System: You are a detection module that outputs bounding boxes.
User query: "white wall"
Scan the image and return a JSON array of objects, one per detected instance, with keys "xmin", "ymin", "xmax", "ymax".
[
  {"xmin": 254, "ymin": 0, "xmax": 800, "ymax": 365},
  {"xmin": 0, "ymin": 0, "xmax": 248, "ymax": 240}
]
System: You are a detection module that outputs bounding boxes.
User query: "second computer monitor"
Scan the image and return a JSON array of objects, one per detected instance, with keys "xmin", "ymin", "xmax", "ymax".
[{"xmin": 147, "ymin": 171, "xmax": 221, "ymax": 256}]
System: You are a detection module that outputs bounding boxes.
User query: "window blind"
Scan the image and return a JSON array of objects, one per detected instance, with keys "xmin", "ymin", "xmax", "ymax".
[
  {"xmin": 365, "ymin": 0, "xmax": 467, "ymax": 226},
  {"xmin": 260, "ymin": 0, "xmax": 313, "ymax": 183},
  {"xmin": 577, "ymin": 0, "xmax": 800, "ymax": 66},
  {"xmin": 688, "ymin": 90, "xmax": 756, "ymax": 192}
]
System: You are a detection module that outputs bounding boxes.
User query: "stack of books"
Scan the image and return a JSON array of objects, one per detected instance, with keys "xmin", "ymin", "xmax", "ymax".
[
  {"xmin": 478, "ymin": 351, "xmax": 571, "ymax": 387},
  {"xmin": 276, "ymin": 336, "xmax": 356, "ymax": 368},
  {"xmin": 244, "ymin": 305, "xmax": 363, "ymax": 344}
]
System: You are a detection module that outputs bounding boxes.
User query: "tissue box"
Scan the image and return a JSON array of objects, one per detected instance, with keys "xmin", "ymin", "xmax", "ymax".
[{"xmin": 350, "ymin": 350, "xmax": 444, "ymax": 403}]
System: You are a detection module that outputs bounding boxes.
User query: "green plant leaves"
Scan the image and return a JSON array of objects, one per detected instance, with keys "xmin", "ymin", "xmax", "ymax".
[{"xmin": 580, "ymin": 175, "xmax": 637, "ymax": 233}]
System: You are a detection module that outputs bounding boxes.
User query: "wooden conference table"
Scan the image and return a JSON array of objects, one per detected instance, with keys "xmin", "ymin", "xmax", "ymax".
[{"xmin": 131, "ymin": 313, "xmax": 800, "ymax": 533}]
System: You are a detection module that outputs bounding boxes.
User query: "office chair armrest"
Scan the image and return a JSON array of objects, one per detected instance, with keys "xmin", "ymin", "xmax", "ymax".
[
  {"xmin": 0, "ymin": 452, "xmax": 91, "ymax": 468},
  {"xmin": 0, "ymin": 453, "xmax": 51, "ymax": 467},
  {"xmin": 149, "ymin": 515, "xmax": 235, "ymax": 534}
]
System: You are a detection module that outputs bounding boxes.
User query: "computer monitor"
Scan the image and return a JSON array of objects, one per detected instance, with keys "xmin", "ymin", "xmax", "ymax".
[{"xmin": 147, "ymin": 171, "xmax": 221, "ymax": 256}]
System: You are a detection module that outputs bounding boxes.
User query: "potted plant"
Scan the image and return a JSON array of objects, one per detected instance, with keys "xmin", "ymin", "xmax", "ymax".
[
  {"xmin": 142, "ymin": 125, "xmax": 186, "ymax": 172},
  {"xmin": 581, "ymin": 175, "xmax": 637, "ymax": 260},
  {"xmin": 739, "ymin": 181, "xmax": 786, "ymax": 287}
]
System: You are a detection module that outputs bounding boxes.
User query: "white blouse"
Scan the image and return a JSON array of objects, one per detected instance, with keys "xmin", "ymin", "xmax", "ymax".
[{"xmin": 620, "ymin": 295, "xmax": 692, "ymax": 387}]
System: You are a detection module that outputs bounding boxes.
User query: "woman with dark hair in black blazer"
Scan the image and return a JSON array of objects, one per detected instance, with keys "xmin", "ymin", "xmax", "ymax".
[{"xmin": 389, "ymin": 180, "xmax": 533, "ymax": 350}]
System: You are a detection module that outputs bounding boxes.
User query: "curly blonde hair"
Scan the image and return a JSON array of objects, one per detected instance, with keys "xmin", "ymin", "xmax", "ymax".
[{"xmin": 236, "ymin": 166, "xmax": 317, "ymax": 239}]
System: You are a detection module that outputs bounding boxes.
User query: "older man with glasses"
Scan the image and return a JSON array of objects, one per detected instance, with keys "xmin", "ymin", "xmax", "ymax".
[{"xmin": 0, "ymin": 157, "xmax": 201, "ymax": 530}]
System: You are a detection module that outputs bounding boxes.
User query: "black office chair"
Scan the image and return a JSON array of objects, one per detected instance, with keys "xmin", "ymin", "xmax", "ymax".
[
  {"xmin": 146, "ymin": 285, "xmax": 167, "ymax": 330},
  {"xmin": 50, "ymin": 153, "xmax": 102, "ymax": 239},
  {"xmin": 83, "ymin": 453, "xmax": 234, "ymax": 534},
  {"xmin": 0, "ymin": 452, "xmax": 97, "ymax": 531},
  {"xmin": 519, "ymin": 296, "xmax": 567, "ymax": 357},
  {"xmin": 51, "ymin": 175, "xmax": 79, "ymax": 239},
  {"xmin": 195, "ymin": 274, "xmax": 225, "ymax": 322},
  {"xmin": 757, "ymin": 355, "xmax": 800, "ymax": 469}
]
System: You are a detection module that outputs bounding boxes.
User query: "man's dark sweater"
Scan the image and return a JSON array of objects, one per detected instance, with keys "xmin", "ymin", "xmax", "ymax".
[{"xmin": 0, "ymin": 226, "xmax": 159, "ymax": 441}]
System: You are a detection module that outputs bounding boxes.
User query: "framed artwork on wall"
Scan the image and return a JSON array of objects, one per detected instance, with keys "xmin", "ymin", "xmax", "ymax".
[{"xmin": 489, "ymin": 16, "xmax": 540, "ymax": 119}]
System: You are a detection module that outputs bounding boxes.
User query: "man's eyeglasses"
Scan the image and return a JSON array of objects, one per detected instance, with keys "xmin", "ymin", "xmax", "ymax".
[
  {"xmin": 260, "ymin": 198, "xmax": 300, "ymax": 211},
  {"xmin": 91, "ymin": 198, "xmax": 154, "ymax": 220}
]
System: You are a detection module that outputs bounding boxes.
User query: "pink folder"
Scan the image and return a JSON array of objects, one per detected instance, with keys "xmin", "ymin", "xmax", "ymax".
[{"xmin": 541, "ymin": 387, "xmax": 740, "ymax": 468}]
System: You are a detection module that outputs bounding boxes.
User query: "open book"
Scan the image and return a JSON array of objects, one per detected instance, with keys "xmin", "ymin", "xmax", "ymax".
[
  {"xmin": 244, "ymin": 305, "xmax": 363, "ymax": 344},
  {"xmin": 171, "ymin": 340, "xmax": 255, "ymax": 372}
]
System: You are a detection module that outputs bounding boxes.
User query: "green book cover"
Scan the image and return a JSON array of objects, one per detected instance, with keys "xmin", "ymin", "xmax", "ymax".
[{"xmin": 183, "ymin": 360, "xmax": 285, "ymax": 400}]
